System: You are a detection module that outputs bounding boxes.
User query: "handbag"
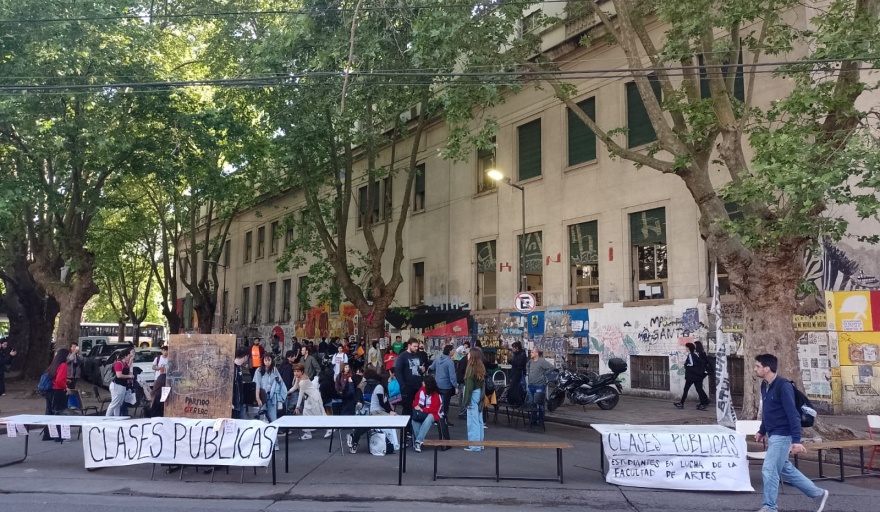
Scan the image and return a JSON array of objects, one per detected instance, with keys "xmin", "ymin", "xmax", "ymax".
[{"xmin": 411, "ymin": 409, "xmax": 430, "ymax": 423}]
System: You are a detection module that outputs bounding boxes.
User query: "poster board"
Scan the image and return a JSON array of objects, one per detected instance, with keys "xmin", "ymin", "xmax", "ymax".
[
  {"xmin": 593, "ymin": 424, "xmax": 753, "ymax": 492},
  {"xmin": 82, "ymin": 418, "xmax": 277, "ymax": 468},
  {"xmin": 164, "ymin": 334, "xmax": 236, "ymax": 419}
]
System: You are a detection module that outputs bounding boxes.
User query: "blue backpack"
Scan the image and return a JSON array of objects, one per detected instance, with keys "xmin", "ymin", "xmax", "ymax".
[{"xmin": 38, "ymin": 372, "xmax": 53, "ymax": 395}]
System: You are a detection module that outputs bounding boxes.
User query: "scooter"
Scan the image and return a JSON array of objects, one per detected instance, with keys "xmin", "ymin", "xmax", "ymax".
[{"xmin": 546, "ymin": 357, "xmax": 628, "ymax": 411}]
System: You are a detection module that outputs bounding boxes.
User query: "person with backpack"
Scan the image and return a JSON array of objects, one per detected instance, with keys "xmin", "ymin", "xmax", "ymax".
[
  {"xmin": 346, "ymin": 368, "xmax": 397, "ymax": 453},
  {"xmin": 42, "ymin": 349, "xmax": 71, "ymax": 441},
  {"xmin": 429, "ymin": 345, "xmax": 458, "ymax": 426},
  {"xmin": 673, "ymin": 342, "xmax": 710, "ymax": 410},
  {"xmin": 754, "ymin": 353, "xmax": 829, "ymax": 512},
  {"xmin": 254, "ymin": 354, "xmax": 287, "ymax": 424}
]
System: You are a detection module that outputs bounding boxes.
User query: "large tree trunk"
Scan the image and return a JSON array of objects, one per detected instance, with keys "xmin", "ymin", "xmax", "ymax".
[
  {"xmin": 1, "ymin": 254, "xmax": 59, "ymax": 379},
  {"xmin": 735, "ymin": 249, "xmax": 805, "ymax": 419},
  {"xmin": 55, "ymin": 290, "xmax": 91, "ymax": 351},
  {"xmin": 196, "ymin": 300, "xmax": 216, "ymax": 334},
  {"xmin": 164, "ymin": 309, "xmax": 182, "ymax": 338}
]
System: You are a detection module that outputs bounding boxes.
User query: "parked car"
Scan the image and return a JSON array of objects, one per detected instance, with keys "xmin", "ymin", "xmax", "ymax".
[
  {"xmin": 82, "ymin": 343, "xmax": 132, "ymax": 384},
  {"xmin": 100, "ymin": 348, "xmax": 162, "ymax": 391}
]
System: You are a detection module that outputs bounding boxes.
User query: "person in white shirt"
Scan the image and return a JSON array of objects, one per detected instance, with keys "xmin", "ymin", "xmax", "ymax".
[
  {"xmin": 152, "ymin": 345, "xmax": 169, "ymax": 376},
  {"xmin": 331, "ymin": 344, "xmax": 348, "ymax": 376}
]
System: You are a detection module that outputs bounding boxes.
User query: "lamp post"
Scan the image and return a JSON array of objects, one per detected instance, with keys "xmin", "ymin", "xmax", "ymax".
[
  {"xmin": 204, "ymin": 260, "xmax": 228, "ymax": 333},
  {"xmin": 486, "ymin": 169, "xmax": 527, "ymax": 293}
]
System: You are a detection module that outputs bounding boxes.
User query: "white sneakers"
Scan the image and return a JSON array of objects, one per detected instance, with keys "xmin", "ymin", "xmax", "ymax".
[
  {"xmin": 301, "ymin": 432, "xmax": 313, "ymax": 440},
  {"xmin": 814, "ymin": 489, "xmax": 829, "ymax": 512},
  {"xmin": 324, "ymin": 430, "xmax": 333, "ymax": 438}
]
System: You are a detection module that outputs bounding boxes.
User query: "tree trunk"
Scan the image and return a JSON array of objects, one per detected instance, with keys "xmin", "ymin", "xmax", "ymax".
[
  {"xmin": 30, "ymin": 252, "xmax": 99, "ymax": 351},
  {"xmin": 735, "ymin": 250, "xmax": 805, "ymax": 419},
  {"xmin": 196, "ymin": 300, "xmax": 216, "ymax": 334},
  {"xmin": 117, "ymin": 319, "xmax": 126, "ymax": 344},
  {"xmin": 55, "ymin": 292, "xmax": 89, "ymax": 351},
  {"xmin": 164, "ymin": 309, "xmax": 182, "ymax": 338},
  {"xmin": 1, "ymin": 255, "xmax": 59, "ymax": 379}
]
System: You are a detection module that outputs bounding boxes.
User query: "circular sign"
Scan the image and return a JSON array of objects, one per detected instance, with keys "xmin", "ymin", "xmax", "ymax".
[{"xmin": 514, "ymin": 292, "xmax": 537, "ymax": 314}]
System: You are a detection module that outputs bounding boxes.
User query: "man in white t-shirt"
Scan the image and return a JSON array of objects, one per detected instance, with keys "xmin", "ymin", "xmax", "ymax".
[
  {"xmin": 152, "ymin": 345, "xmax": 169, "ymax": 377},
  {"xmin": 331, "ymin": 344, "xmax": 348, "ymax": 376}
]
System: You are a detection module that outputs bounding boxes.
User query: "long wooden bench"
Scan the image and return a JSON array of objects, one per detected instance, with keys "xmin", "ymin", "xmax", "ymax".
[
  {"xmin": 420, "ymin": 439, "xmax": 573, "ymax": 484},
  {"xmin": 793, "ymin": 439, "xmax": 880, "ymax": 482}
]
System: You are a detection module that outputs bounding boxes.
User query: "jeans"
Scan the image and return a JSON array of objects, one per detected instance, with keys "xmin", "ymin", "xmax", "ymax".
[
  {"xmin": 762, "ymin": 435, "xmax": 824, "ymax": 510},
  {"xmin": 401, "ymin": 385, "xmax": 419, "ymax": 416},
  {"xmin": 466, "ymin": 390, "xmax": 484, "ymax": 450},
  {"xmin": 681, "ymin": 377, "xmax": 709, "ymax": 406},
  {"xmin": 527, "ymin": 384, "xmax": 546, "ymax": 424},
  {"xmin": 106, "ymin": 382, "xmax": 127, "ymax": 416},
  {"xmin": 411, "ymin": 414, "xmax": 435, "ymax": 446},
  {"xmin": 457, "ymin": 383, "xmax": 467, "ymax": 418},
  {"xmin": 42, "ymin": 389, "xmax": 65, "ymax": 440}
]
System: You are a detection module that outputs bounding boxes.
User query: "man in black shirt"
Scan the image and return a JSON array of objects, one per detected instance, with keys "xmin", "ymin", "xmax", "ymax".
[
  {"xmin": 393, "ymin": 338, "xmax": 423, "ymax": 416},
  {"xmin": 232, "ymin": 347, "xmax": 249, "ymax": 419}
]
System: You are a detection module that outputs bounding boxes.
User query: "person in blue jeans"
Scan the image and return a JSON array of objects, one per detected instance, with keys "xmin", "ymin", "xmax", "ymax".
[
  {"xmin": 410, "ymin": 375, "xmax": 441, "ymax": 452},
  {"xmin": 463, "ymin": 348, "xmax": 486, "ymax": 451},
  {"xmin": 525, "ymin": 347, "xmax": 554, "ymax": 425},
  {"xmin": 754, "ymin": 353, "xmax": 828, "ymax": 512}
]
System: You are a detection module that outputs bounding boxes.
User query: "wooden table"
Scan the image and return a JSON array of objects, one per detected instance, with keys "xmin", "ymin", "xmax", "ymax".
[
  {"xmin": 420, "ymin": 439, "xmax": 573, "ymax": 483},
  {"xmin": 795, "ymin": 439, "xmax": 880, "ymax": 482},
  {"xmin": 0, "ymin": 414, "xmax": 128, "ymax": 468},
  {"xmin": 269, "ymin": 415, "xmax": 411, "ymax": 485}
]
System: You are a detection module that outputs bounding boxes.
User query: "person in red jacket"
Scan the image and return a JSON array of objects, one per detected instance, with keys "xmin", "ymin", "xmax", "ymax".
[
  {"xmin": 42, "ymin": 348, "xmax": 71, "ymax": 441},
  {"xmin": 410, "ymin": 375, "xmax": 441, "ymax": 452},
  {"xmin": 383, "ymin": 349, "xmax": 397, "ymax": 372}
]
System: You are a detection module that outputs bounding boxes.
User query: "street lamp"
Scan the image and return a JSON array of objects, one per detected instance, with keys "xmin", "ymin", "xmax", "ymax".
[
  {"xmin": 486, "ymin": 170, "xmax": 527, "ymax": 293},
  {"xmin": 205, "ymin": 259, "xmax": 228, "ymax": 333}
]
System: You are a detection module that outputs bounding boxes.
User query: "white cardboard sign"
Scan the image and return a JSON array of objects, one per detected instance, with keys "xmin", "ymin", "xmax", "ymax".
[
  {"xmin": 597, "ymin": 425, "xmax": 753, "ymax": 492},
  {"xmin": 82, "ymin": 418, "xmax": 278, "ymax": 468}
]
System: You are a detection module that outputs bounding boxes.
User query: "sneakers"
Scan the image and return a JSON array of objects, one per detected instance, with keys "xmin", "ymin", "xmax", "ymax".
[
  {"xmin": 414, "ymin": 442, "xmax": 422, "ymax": 453},
  {"xmin": 301, "ymin": 432, "xmax": 313, "ymax": 440},
  {"xmin": 463, "ymin": 447, "xmax": 483, "ymax": 452},
  {"xmin": 696, "ymin": 404, "xmax": 707, "ymax": 411},
  {"xmin": 274, "ymin": 443, "xmax": 280, "ymax": 451},
  {"xmin": 814, "ymin": 489, "xmax": 829, "ymax": 512},
  {"xmin": 324, "ymin": 430, "xmax": 332, "ymax": 438},
  {"xmin": 349, "ymin": 442, "xmax": 358, "ymax": 454},
  {"xmin": 346, "ymin": 433, "xmax": 353, "ymax": 448},
  {"xmin": 756, "ymin": 507, "xmax": 775, "ymax": 512},
  {"xmin": 673, "ymin": 402, "xmax": 684, "ymax": 409}
]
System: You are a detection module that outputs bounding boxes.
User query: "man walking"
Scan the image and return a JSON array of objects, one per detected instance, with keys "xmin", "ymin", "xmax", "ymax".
[
  {"xmin": 393, "ymin": 338, "xmax": 423, "ymax": 416},
  {"xmin": 673, "ymin": 342, "xmax": 709, "ymax": 410},
  {"xmin": 525, "ymin": 347, "xmax": 554, "ymax": 426},
  {"xmin": 754, "ymin": 353, "xmax": 829, "ymax": 512}
]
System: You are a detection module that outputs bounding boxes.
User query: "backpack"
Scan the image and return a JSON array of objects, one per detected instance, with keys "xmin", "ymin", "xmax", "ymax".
[
  {"xmin": 789, "ymin": 380, "xmax": 817, "ymax": 428},
  {"xmin": 38, "ymin": 372, "xmax": 53, "ymax": 395}
]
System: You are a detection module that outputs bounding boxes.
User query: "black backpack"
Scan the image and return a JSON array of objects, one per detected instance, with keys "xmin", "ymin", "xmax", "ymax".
[{"xmin": 789, "ymin": 380, "xmax": 817, "ymax": 428}]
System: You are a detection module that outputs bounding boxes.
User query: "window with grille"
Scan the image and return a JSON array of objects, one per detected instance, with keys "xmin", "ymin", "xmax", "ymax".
[
  {"xmin": 254, "ymin": 284, "xmax": 263, "ymax": 323},
  {"xmin": 518, "ymin": 231, "xmax": 543, "ymax": 306},
  {"xmin": 569, "ymin": 221, "xmax": 600, "ymax": 304},
  {"xmin": 630, "ymin": 355, "xmax": 669, "ymax": 390},
  {"xmin": 281, "ymin": 279, "xmax": 291, "ymax": 322},
  {"xmin": 267, "ymin": 282, "xmax": 276, "ymax": 323},
  {"xmin": 241, "ymin": 287, "xmax": 250, "ymax": 325},
  {"xmin": 412, "ymin": 261, "xmax": 425, "ymax": 306},
  {"xmin": 630, "ymin": 208, "xmax": 667, "ymax": 300},
  {"xmin": 414, "ymin": 164, "xmax": 425, "ymax": 212},
  {"xmin": 270, "ymin": 221, "xmax": 279, "ymax": 255},
  {"xmin": 476, "ymin": 241, "xmax": 497, "ymax": 310},
  {"xmin": 257, "ymin": 226, "xmax": 265, "ymax": 259},
  {"xmin": 476, "ymin": 139, "xmax": 497, "ymax": 194},
  {"xmin": 244, "ymin": 231, "xmax": 253, "ymax": 263}
]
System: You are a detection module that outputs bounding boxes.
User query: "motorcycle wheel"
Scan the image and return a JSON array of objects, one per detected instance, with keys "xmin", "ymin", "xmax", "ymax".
[
  {"xmin": 596, "ymin": 388, "xmax": 620, "ymax": 410},
  {"xmin": 546, "ymin": 392, "xmax": 565, "ymax": 412}
]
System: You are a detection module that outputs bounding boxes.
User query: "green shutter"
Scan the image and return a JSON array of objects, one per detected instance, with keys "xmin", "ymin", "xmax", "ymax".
[
  {"xmin": 567, "ymin": 98, "xmax": 597, "ymax": 166},
  {"xmin": 630, "ymin": 208, "xmax": 666, "ymax": 246},
  {"xmin": 518, "ymin": 120, "xmax": 542, "ymax": 180},
  {"xmin": 415, "ymin": 164, "xmax": 425, "ymax": 195},
  {"xmin": 519, "ymin": 231, "xmax": 543, "ymax": 273},
  {"xmin": 627, "ymin": 76, "xmax": 661, "ymax": 148},
  {"xmin": 476, "ymin": 241, "xmax": 496, "ymax": 272},
  {"xmin": 700, "ymin": 53, "xmax": 744, "ymax": 102},
  {"xmin": 569, "ymin": 221, "xmax": 599, "ymax": 265}
]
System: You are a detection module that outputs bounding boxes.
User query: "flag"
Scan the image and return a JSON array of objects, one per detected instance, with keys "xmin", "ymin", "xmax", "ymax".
[{"xmin": 713, "ymin": 263, "xmax": 737, "ymax": 428}]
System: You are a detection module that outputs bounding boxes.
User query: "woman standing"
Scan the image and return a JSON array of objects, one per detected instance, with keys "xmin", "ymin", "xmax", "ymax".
[
  {"xmin": 410, "ymin": 375, "xmax": 441, "ymax": 453},
  {"xmin": 463, "ymin": 348, "xmax": 486, "ymax": 452},
  {"xmin": 254, "ymin": 354, "xmax": 287, "ymax": 422},
  {"xmin": 367, "ymin": 340, "xmax": 381, "ymax": 369},
  {"xmin": 291, "ymin": 363, "xmax": 333, "ymax": 440},
  {"xmin": 107, "ymin": 348, "xmax": 134, "ymax": 416},
  {"xmin": 42, "ymin": 349, "xmax": 71, "ymax": 441}
]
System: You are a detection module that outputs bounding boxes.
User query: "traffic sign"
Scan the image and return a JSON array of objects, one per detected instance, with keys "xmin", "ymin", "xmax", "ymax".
[{"xmin": 514, "ymin": 292, "xmax": 537, "ymax": 314}]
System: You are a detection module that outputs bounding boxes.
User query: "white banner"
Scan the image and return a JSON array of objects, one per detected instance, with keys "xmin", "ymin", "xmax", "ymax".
[
  {"xmin": 712, "ymin": 264, "xmax": 737, "ymax": 428},
  {"xmin": 600, "ymin": 426, "xmax": 753, "ymax": 491},
  {"xmin": 82, "ymin": 418, "xmax": 278, "ymax": 469}
]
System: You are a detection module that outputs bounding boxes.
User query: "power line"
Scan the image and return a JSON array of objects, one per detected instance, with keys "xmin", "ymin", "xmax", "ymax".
[{"xmin": 0, "ymin": 57, "xmax": 873, "ymax": 93}]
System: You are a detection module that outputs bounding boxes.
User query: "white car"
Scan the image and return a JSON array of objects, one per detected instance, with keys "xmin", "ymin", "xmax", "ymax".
[{"xmin": 100, "ymin": 348, "xmax": 162, "ymax": 391}]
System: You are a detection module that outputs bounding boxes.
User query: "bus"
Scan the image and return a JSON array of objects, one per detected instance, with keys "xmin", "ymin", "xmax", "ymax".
[{"xmin": 78, "ymin": 322, "xmax": 166, "ymax": 350}]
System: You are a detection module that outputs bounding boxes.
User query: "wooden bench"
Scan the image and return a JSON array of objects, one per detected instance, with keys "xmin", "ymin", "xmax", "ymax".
[
  {"xmin": 793, "ymin": 439, "xmax": 880, "ymax": 482},
  {"xmin": 420, "ymin": 439, "xmax": 573, "ymax": 484}
]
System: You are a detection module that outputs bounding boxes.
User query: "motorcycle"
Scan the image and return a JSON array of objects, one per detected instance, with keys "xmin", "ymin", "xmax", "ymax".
[{"xmin": 546, "ymin": 357, "xmax": 628, "ymax": 411}]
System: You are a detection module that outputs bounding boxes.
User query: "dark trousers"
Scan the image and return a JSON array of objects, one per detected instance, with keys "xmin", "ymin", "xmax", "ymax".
[
  {"xmin": 401, "ymin": 385, "xmax": 419, "ymax": 416},
  {"xmin": 0, "ymin": 371, "xmax": 6, "ymax": 395},
  {"xmin": 42, "ymin": 389, "xmax": 66, "ymax": 440},
  {"xmin": 681, "ymin": 377, "xmax": 709, "ymax": 406},
  {"xmin": 439, "ymin": 387, "xmax": 455, "ymax": 421}
]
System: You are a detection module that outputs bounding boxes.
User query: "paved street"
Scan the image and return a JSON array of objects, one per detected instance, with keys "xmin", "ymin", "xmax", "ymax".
[{"xmin": 2, "ymin": 393, "xmax": 879, "ymax": 512}]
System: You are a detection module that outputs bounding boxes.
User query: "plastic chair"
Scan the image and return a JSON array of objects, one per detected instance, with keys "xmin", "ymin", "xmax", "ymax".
[
  {"xmin": 867, "ymin": 415, "xmax": 880, "ymax": 471},
  {"xmin": 93, "ymin": 386, "xmax": 111, "ymax": 413}
]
